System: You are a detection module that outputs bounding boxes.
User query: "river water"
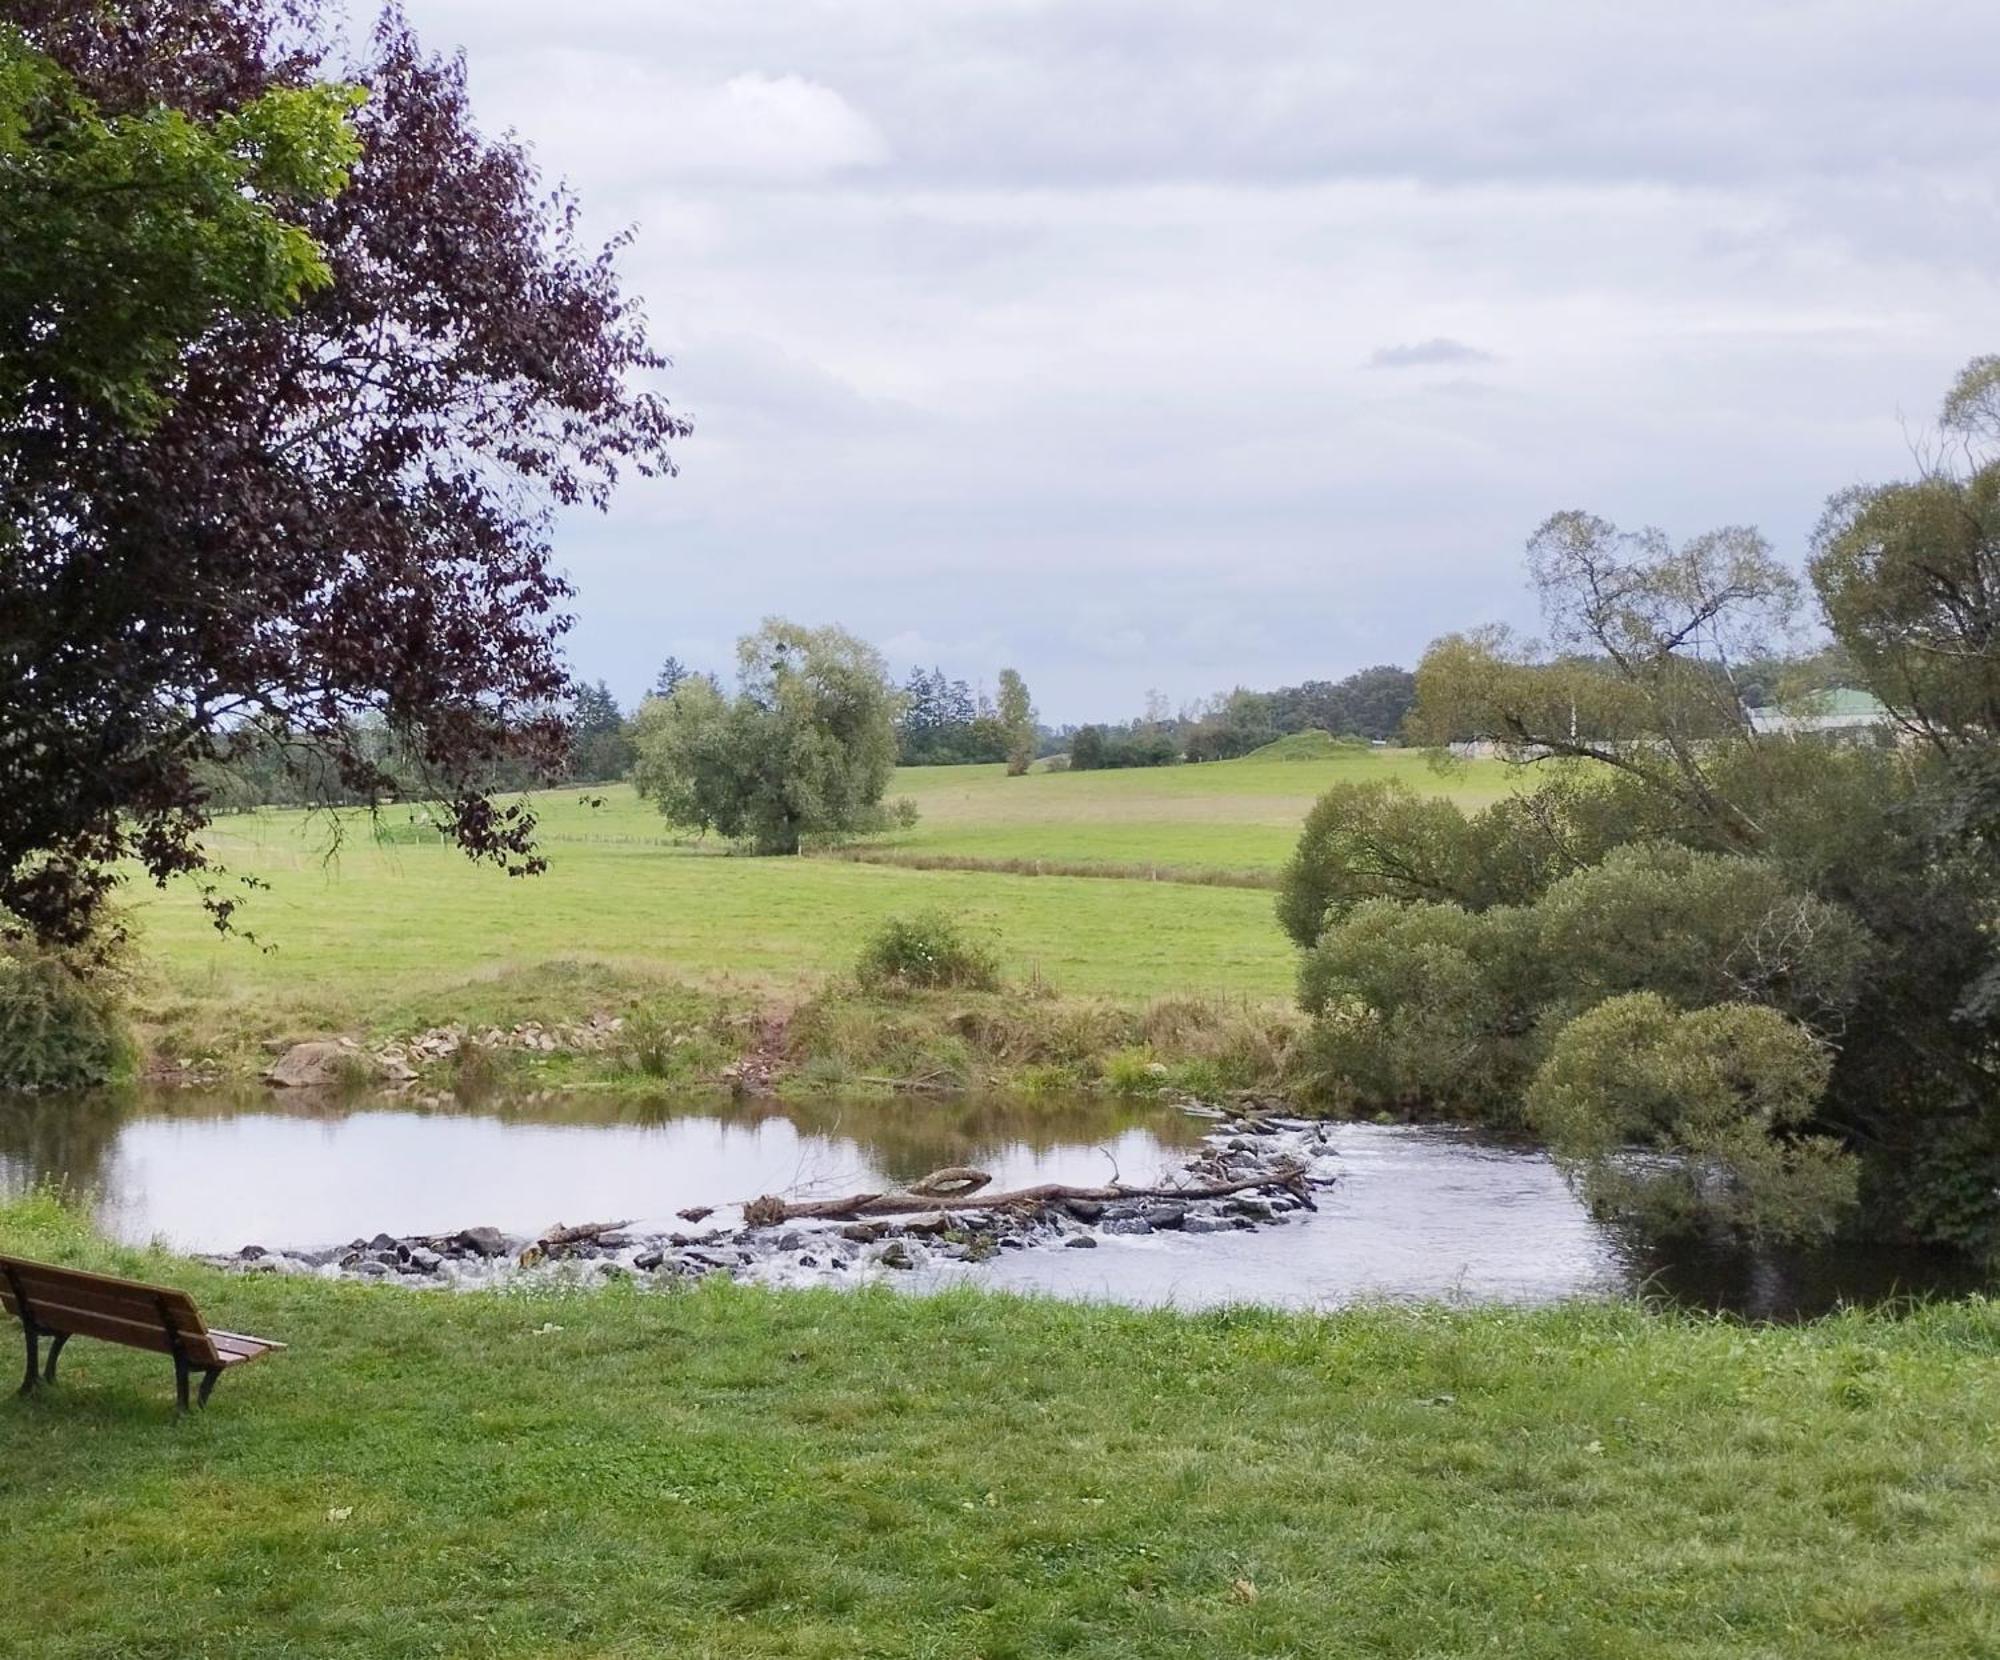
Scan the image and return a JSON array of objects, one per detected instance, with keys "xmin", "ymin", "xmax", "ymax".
[{"xmin": 0, "ymin": 1089, "xmax": 1985, "ymax": 1321}]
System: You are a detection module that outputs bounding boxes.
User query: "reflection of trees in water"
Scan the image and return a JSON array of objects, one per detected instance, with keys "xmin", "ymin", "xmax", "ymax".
[
  {"xmin": 0, "ymin": 1089, "xmax": 136, "ymax": 1200},
  {"xmin": 10, "ymin": 1087, "xmax": 1205, "ymax": 1201},
  {"xmin": 1613, "ymin": 1229, "xmax": 1992, "ymax": 1322},
  {"xmin": 768, "ymin": 1096, "xmax": 1203, "ymax": 1188}
]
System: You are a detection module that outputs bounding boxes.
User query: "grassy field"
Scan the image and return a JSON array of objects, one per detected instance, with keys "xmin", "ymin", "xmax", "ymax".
[
  {"xmin": 3, "ymin": 1193, "xmax": 1996, "ymax": 1659},
  {"xmin": 874, "ymin": 745, "xmax": 1514, "ymax": 873},
  {"xmin": 121, "ymin": 747, "xmax": 1510, "ymax": 1075}
]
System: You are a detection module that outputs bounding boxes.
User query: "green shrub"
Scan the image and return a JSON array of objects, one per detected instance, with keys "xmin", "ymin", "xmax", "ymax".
[
  {"xmin": 1294, "ymin": 899, "xmax": 1547, "ymax": 1121},
  {"xmin": 1527, "ymin": 992, "xmax": 1854, "ymax": 1243},
  {"xmin": 1101, "ymin": 1047, "xmax": 1168, "ymax": 1096},
  {"xmin": 620, "ymin": 992, "xmax": 742, "ymax": 1082},
  {"xmin": 854, "ymin": 910, "xmax": 1000, "ymax": 992},
  {"xmin": 0, "ymin": 944, "xmax": 131, "ymax": 1091}
]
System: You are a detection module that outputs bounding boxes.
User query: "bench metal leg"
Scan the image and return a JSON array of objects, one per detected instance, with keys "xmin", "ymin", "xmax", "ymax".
[
  {"xmin": 41, "ymin": 1332, "xmax": 66, "ymax": 1385},
  {"xmin": 17, "ymin": 1323, "xmax": 38, "ymax": 1396},
  {"xmin": 173, "ymin": 1357, "xmax": 190, "ymax": 1415},
  {"xmin": 197, "ymin": 1367, "xmax": 221, "ymax": 1409}
]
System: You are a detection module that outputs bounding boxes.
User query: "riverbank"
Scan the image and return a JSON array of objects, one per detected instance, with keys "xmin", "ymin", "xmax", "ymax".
[
  {"xmin": 133, "ymin": 957, "xmax": 1304, "ymax": 1100},
  {"xmin": 2, "ymin": 1193, "xmax": 1995, "ymax": 1658}
]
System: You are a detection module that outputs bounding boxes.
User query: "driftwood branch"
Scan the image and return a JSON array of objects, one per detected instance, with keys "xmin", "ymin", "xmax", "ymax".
[
  {"xmin": 742, "ymin": 1162, "xmax": 1309, "ymax": 1225},
  {"xmin": 518, "ymin": 1218, "xmax": 631, "ymax": 1265}
]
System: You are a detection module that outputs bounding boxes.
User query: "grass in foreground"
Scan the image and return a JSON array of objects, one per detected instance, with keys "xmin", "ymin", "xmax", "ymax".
[{"xmin": 2, "ymin": 1193, "xmax": 1996, "ymax": 1659}]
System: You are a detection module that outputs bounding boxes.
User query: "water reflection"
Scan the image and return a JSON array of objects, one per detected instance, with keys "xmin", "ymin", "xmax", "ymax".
[
  {"xmin": 0, "ymin": 1088, "xmax": 1202, "ymax": 1257},
  {"xmin": 0, "ymin": 1091, "xmax": 1987, "ymax": 1321}
]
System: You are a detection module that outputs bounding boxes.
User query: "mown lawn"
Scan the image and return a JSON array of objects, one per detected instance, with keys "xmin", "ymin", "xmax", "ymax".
[{"xmin": 2, "ymin": 1195, "xmax": 1996, "ymax": 1659}]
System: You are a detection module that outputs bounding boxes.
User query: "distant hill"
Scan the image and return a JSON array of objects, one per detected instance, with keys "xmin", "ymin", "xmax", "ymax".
[{"xmin": 1240, "ymin": 730, "xmax": 1370, "ymax": 762}]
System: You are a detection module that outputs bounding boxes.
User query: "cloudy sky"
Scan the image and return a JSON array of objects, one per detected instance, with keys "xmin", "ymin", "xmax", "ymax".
[{"xmin": 371, "ymin": 1, "xmax": 1995, "ymax": 721}]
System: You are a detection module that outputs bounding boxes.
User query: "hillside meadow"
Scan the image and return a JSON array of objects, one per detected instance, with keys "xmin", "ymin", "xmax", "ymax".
[{"xmin": 120, "ymin": 746, "xmax": 1514, "ymax": 1077}]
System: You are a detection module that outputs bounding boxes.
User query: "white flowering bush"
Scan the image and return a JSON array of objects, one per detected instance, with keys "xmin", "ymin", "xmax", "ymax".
[{"xmin": 855, "ymin": 910, "xmax": 1000, "ymax": 992}]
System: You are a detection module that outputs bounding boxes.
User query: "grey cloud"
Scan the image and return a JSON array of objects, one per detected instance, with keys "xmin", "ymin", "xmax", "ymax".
[
  {"xmin": 369, "ymin": 0, "xmax": 2000, "ymax": 717},
  {"xmin": 1367, "ymin": 338, "xmax": 1496, "ymax": 370}
]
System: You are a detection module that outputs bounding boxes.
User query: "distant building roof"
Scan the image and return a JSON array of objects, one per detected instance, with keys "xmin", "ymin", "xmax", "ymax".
[{"xmin": 1745, "ymin": 687, "xmax": 1892, "ymax": 735}]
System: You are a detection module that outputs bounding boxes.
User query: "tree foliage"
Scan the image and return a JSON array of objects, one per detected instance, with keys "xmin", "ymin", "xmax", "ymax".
[
  {"xmin": 567, "ymin": 681, "xmax": 634, "ymax": 784},
  {"xmin": 1528, "ymin": 994, "xmax": 1853, "ymax": 1242},
  {"xmin": 1, "ymin": 1, "xmax": 685, "ymax": 948},
  {"xmin": 0, "ymin": 23, "xmax": 358, "ymax": 426},
  {"xmin": 997, "ymin": 668, "xmax": 1035, "ymax": 776},
  {"xmin": 1284, "ymin": 374, "xmax": 2000, "ymax": 1254},
  {"xmin": 897, "ymin": 667, "xmax": 1006, "ymax": 766},
  {"xmin": 633, "ymin": 621, "xmax": 902, "ymax": 854}
]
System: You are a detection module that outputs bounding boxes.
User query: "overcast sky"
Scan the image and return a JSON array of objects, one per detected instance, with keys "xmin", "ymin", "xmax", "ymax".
[{"xmin": 369, "ymin": 1, "xmax": 1997, "ymax": 722}]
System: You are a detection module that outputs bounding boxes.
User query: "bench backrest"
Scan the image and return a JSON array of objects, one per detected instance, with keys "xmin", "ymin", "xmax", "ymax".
[{"xmin": 0, "ymin": 1255, "xmax": 222, "ymax": 1368}]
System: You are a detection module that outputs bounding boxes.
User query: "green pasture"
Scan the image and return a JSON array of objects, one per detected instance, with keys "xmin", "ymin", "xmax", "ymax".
[
  {"xmin": 879, "ymin": 746, "xmax": 1514, "ymax": 871},
  {"xmin": 129, "ymin": 748, "xmax": 1511, "ymax": 1038},
  {"xmin": 3, "ymin": 1195, "xmax": 1996, "ymax": 1660}
]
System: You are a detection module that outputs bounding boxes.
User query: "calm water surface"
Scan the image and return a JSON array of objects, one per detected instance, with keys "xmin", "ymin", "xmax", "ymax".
[{"xmin": 0, "ymin": 1089, "xmax": 1985, "ymax": 1320}]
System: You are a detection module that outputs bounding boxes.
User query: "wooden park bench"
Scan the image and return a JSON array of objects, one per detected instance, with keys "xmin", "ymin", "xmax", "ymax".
[{"xmin": 1, "ymin": 1254, "xmax": 284, "ymax": 1413}]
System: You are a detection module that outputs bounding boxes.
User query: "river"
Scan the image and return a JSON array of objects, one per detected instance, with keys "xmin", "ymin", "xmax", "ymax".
[{"xmin": 0, "ymin": 1088, "xmax": 1985, "ymax": 1321}]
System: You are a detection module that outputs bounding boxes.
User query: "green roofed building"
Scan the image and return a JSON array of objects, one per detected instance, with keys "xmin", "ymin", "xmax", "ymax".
[{"xmin": 1745, "ymin": 687, "xmax": 1894, "ymax": 739}]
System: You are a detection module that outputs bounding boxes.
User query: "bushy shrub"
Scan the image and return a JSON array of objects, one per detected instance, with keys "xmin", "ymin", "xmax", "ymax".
[
  {"xmin": 0, "ymin": 944, "xmax": 131, "ymax": 1091},
  {"xmin": 1294, "ymin": 899, "xmax": 1547, "ymax": 1120},
  {"xmin": 1277, "ymin": 777, "xmax": 1607, "ymax": 949},
  {"xmin": 621, "ymin": 1002, "xmax": 732, "ymax": 1082},
  {"xmin": 1527, "ymin": 993, "xmax": 1855, "ymax": 1242},
  {"xmin": 1531, "ymin": 844, "xmax": 1872, "ymax": 1031},
  {"xmin": 1102, "ymin": 1047, "xmax": 1168, "ymax": 1095},
  {"xmin": 854, "ymin": 910, "xmax": 1001, "ymax": 992}
]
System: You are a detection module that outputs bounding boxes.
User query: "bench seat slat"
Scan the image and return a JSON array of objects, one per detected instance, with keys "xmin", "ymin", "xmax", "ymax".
[{"xmin": 207, "ymin": 1330, "xmax": 284, "ymax": 1365}]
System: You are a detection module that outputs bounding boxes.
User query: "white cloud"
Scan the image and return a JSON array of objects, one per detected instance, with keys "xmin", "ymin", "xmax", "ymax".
[{"xmin": 466, "ymin": 55, "xmax": 888, "ymax": 186}]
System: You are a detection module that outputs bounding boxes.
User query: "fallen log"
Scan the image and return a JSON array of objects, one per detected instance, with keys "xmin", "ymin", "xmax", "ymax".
[
  {"xmin": 517, "ymin": 1218, "xmax": 632, "ymax": 1266},
  {"xmin": 905, "ymin": 1166, "xmax": 992, "ymax": 1198},
  {"xmin": 743, "ymin": 1161, "xmax": 1310, "ymax": 1225}
]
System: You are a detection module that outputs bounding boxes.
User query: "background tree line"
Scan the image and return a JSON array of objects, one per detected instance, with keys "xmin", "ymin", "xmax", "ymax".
[{"xmin": 1064, "ymin": 665, "xmax": 1418, "ymax": 769}]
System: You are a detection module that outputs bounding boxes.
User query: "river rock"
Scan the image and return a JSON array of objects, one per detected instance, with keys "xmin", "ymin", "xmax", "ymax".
[
  {"xmin": 1064, "ymin": 1235, "xmax": 1099, "ymax": 1249},
  {"xmin": 1182, "ymin": 1214, "xmax": 1238, "ymax": 1234},
  {"xmin": 456, "ymin": 1226, "xmax": 508, "ymax": 1258},
  {"xmin": 877, "ymin": 1241, "xmax": 917, "ymax": 1270},
  {"xmin": 1102, "ymin": 1216, "xmax": 1153, "ymax": 1236},
  {"xmin": 263, "ymin": 1041, "xmax": 363, "ymax": 1088},
  {"xmin": 1143, "ymin": 1205, "xmax": 1190, "ymax": 1230}
]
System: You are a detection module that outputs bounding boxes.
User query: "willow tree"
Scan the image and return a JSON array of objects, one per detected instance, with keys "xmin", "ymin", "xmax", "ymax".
[{"xmin": 633, "ymin": 621, "xmax": 902, "ymax": 855}]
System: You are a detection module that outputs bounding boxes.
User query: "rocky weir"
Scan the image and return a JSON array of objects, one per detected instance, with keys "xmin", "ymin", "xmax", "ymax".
[{"xmin": 201, "ymin": 1106, "xmax": 1340, "ymax": 1290}]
